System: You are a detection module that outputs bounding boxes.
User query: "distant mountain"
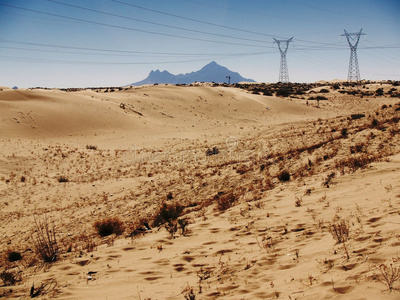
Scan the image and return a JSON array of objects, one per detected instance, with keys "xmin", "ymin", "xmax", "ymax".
[{"xmin": 128, "ymin": 61, "xmax": 255, "ymax": 86}]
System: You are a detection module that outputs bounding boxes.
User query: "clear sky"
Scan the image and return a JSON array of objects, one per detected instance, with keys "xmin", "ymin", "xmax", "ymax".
[{"xmin": 0, "ymin": 0, "xmax": 399, "ymax": 88}]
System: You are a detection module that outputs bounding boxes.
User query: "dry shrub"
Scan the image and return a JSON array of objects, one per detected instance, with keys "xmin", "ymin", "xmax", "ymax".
[
  {"xmin": 215, "ymin": 191, "xmax": 238, "ymax": 212},
  {"xmin": 165, "ymin": 220, "xmax": 178, "ymax": 239},
  {"xmin": 294, "ymin": 196, "xmax": 303, "ymax": 207},
  {"xmin": 236, "ymin": 164, "xmax": 250, "ymax": 175},
  {"xmin": 78, "ymin": 234, "xmax": 97, "ymax": 252},
  {"xmin": 153, "ymin": 202, "xmax": 184, "ymax": 227},
  {"xmin": 178, "ymin": 218, "xmax": 191, "ymax": 236},
  {"xmin": 329, "ymin": 220, "xmax": 349, "ymax": 244},
  {"xmin": 183, "ymin": 284, "xmax": 196, "ymax": 300},
  {"xmin": 323, "ymin": 172, "xmax": 335, "ymax": 187},
  {"xmin": 32, "ymin": 215, "xmax": 59, "ymax": 263},
  {"xmin": 57, "ymin": 176, "xmax": 68, "ymax": 183},
  {"xmin": 375, "ymin": 262, "xmax": 400, "ymax": 290},
  {"xmin": 7, "ymin": 250, "xmax": 22, "ymax": 262},
  {"xmin": 29, "ymin": 279, "xmax": 57, "ymax": 298},
  {"xmin": 86, "ymin": 145, "xmax": 98, "ymax": 150},
  {"xmin": 351, "ymin": 113, "xmax": 365, "ymax": 120},
  {"xmin": 335, "ymin": 153, "xmax": 379, "ymax": 173},
  {"xmin": 256, "ymin": 234, "xmax": 275, "ymax": 251},
  {"xmin": 94, "ymin": 217, "xmax": 125, "ymax": 237},
  {"xmin": 0, "ymin": 268, "xmax": 21, "ymax": 286},
  {"xmin": 371, "ymin": 118, "xmax": 379, "ymax": 128},
  {"xmin": 350, "ymin": 142, "xmax": 365, "ymax": 154},
  {"xmin": 277, "ymin": 170, "xmax": 290, "ymax": 182}
]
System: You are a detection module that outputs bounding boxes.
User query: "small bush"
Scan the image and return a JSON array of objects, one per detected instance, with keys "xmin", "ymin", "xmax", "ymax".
[
  {"xmin": 277, "ymin": 170, "xmax": 290, "ymax": 182},
  {"xmin": 215, "ymin": 191, "xmax": 238, "ymax": 212},
  {"xmin": 165, "ymin": 220, "xmax": 178, "ymax": 239},
  {"xmin": 57, "ymin": 176, "xmax": 68, "ymax": 183},
  {"xmin": 263, "ymin": 90, "xmax": 273, "ymax": 96},
  {"xmin": 7, "ymin": 251, "xmax": 22, "ymax": 262},
  {"xmin": 341, "ymin": 128, "xmax": 348, "ymax": 137},
  {"xmin": 153, "ymin": 202, "xmax": 184, "ymax": 227},
  {"xmin": 276, "ymin": 89, "xmax": 290, "ymax": 97},
  {"xmin": 308, "ymin": 95, "xmax": 328, "ymax": 101},
  {"xmin": 329, "ymin": 220, "xmax": 349, "ymax": 244},
  {"xmin": 375, "ymin": 88, "xmax": 384, "ymax": 96},
  {"xmin": 236, "ymin": 165, "xmax": 250, "ymax": 175},
  {"xmin": 86, "ymin": 145, "xmax": 98, "ymax": 150},
  {"xmin": 350, "ymin": 143, "xmax": 365, "ymax": 154},
  {"xmin": 371, "ymin": 118, "xmax": 379, "ymax": 128},
  {"xmin": 0, "ymin": 269, "xmax": 21, "ymax": 286},
  {"xmin": 178, "ymin": 218, "xmax": 190, "ymax": 236},
  {"xmin": 346, "ymin": 90, "xmax": 358, "ymax": 95},
  {"xmin": 206, "ymin": 147, "xmax": 219, "ymax": 156},
  {"xmin": 351, "ymin": 113, "xmax": 365, "ymax": 120},
  {"xmin": 94, "ymin": 217, "xmax": 125, "ymax": 237},
  {"xmin": 319, "ymin": 89, "xmax": 330, "ymax": 93}
]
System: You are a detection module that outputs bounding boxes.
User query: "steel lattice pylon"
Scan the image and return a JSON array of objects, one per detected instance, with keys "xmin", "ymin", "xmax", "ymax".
[
  {"xmin": 341, "ymin": 29, "xmax": 366, "ymax": 82},
  {"xmin": 273, "ymin": 37, "xmax": 293, "ymax": 83}
]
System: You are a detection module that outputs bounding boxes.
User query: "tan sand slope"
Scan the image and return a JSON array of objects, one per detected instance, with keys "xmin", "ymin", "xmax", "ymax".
[
  {"xmin": 0, "ymin": 85, "xmax": 327, "ymax": 148},
  {"xmin": 1, "ymin": 83, "xmax": 400, "ymax": 299}
]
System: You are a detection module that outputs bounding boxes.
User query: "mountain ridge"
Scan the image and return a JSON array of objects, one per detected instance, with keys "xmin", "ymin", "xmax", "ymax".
[{"xmin": 128, "ymin": 61, "xmax": 255, "ymax": 86}]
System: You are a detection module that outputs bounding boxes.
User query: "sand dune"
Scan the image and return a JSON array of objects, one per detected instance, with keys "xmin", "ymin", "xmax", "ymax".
[
  {"xmin": 1, "ymin": 82, "xmax": 400, "ymax": 299},
  {"xmin": 0, "ymin": 85, "xmax": 326, "ymax": 148}
]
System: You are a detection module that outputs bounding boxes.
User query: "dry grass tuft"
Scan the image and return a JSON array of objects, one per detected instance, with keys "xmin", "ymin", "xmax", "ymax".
[
  {"xmin": 329, "ymin": 219, "xmax": 349, "ymax": 244},
  {"xmin": 32, "ymin": 215, "xmax": 59, "ymax": 263}
]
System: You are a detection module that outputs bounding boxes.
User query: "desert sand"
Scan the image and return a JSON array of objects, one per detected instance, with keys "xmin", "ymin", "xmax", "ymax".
[{"xmin": 1, "ymin": 82, "xmax": 400, "ymax": 299}]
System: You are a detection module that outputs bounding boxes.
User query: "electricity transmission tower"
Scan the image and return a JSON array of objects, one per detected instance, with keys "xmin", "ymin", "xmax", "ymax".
[
  {"xmin": 341, "ymin": 29, "xmax": 366, "ymax": 82},
  {"xmin": 273, "ymin": 37, "xmax": 293, "ymax": 83}
]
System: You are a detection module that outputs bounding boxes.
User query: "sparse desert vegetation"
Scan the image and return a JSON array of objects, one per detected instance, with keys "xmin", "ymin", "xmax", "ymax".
[{"xmin": 1, "ymin": 81, "xmax": 400, "ymax": 299}]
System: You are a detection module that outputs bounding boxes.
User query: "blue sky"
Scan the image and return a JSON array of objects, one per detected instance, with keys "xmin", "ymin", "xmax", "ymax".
[{"xmin": 0, "ymin": 0, "xmax": 399, "ymax": 88}]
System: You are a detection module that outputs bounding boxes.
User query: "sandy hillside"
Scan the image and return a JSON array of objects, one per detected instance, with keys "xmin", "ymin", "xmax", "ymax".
[{"xmin": 1, "ymin": 82, "xmax": 400, "ymax": 299}]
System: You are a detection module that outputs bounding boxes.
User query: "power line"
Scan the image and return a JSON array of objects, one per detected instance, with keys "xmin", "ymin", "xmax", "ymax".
[
  {"xmin": 0, "ymin": 39, "xmax": 268, "ymax": 57},
  {"xmin": 0, "ymin": 3, "xmax": 266, "ymax": 48},
  {"xmin": 111, "ymin": 0, "xmax": 280, "ymax": 39},
  {"xmin": 0, "ymin": 54, "xmax": 225, "ymax": 65},
  {"xmin": 48, "ymin": 0, "xmax": 271, "ymax": 45},
  {"xmin": 112, "ymin": 0, "xmax": 348, "ymax": 48},
  {"xmin": 0, "ymin": 51, "xmax": 268, "ymax": 65}
]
